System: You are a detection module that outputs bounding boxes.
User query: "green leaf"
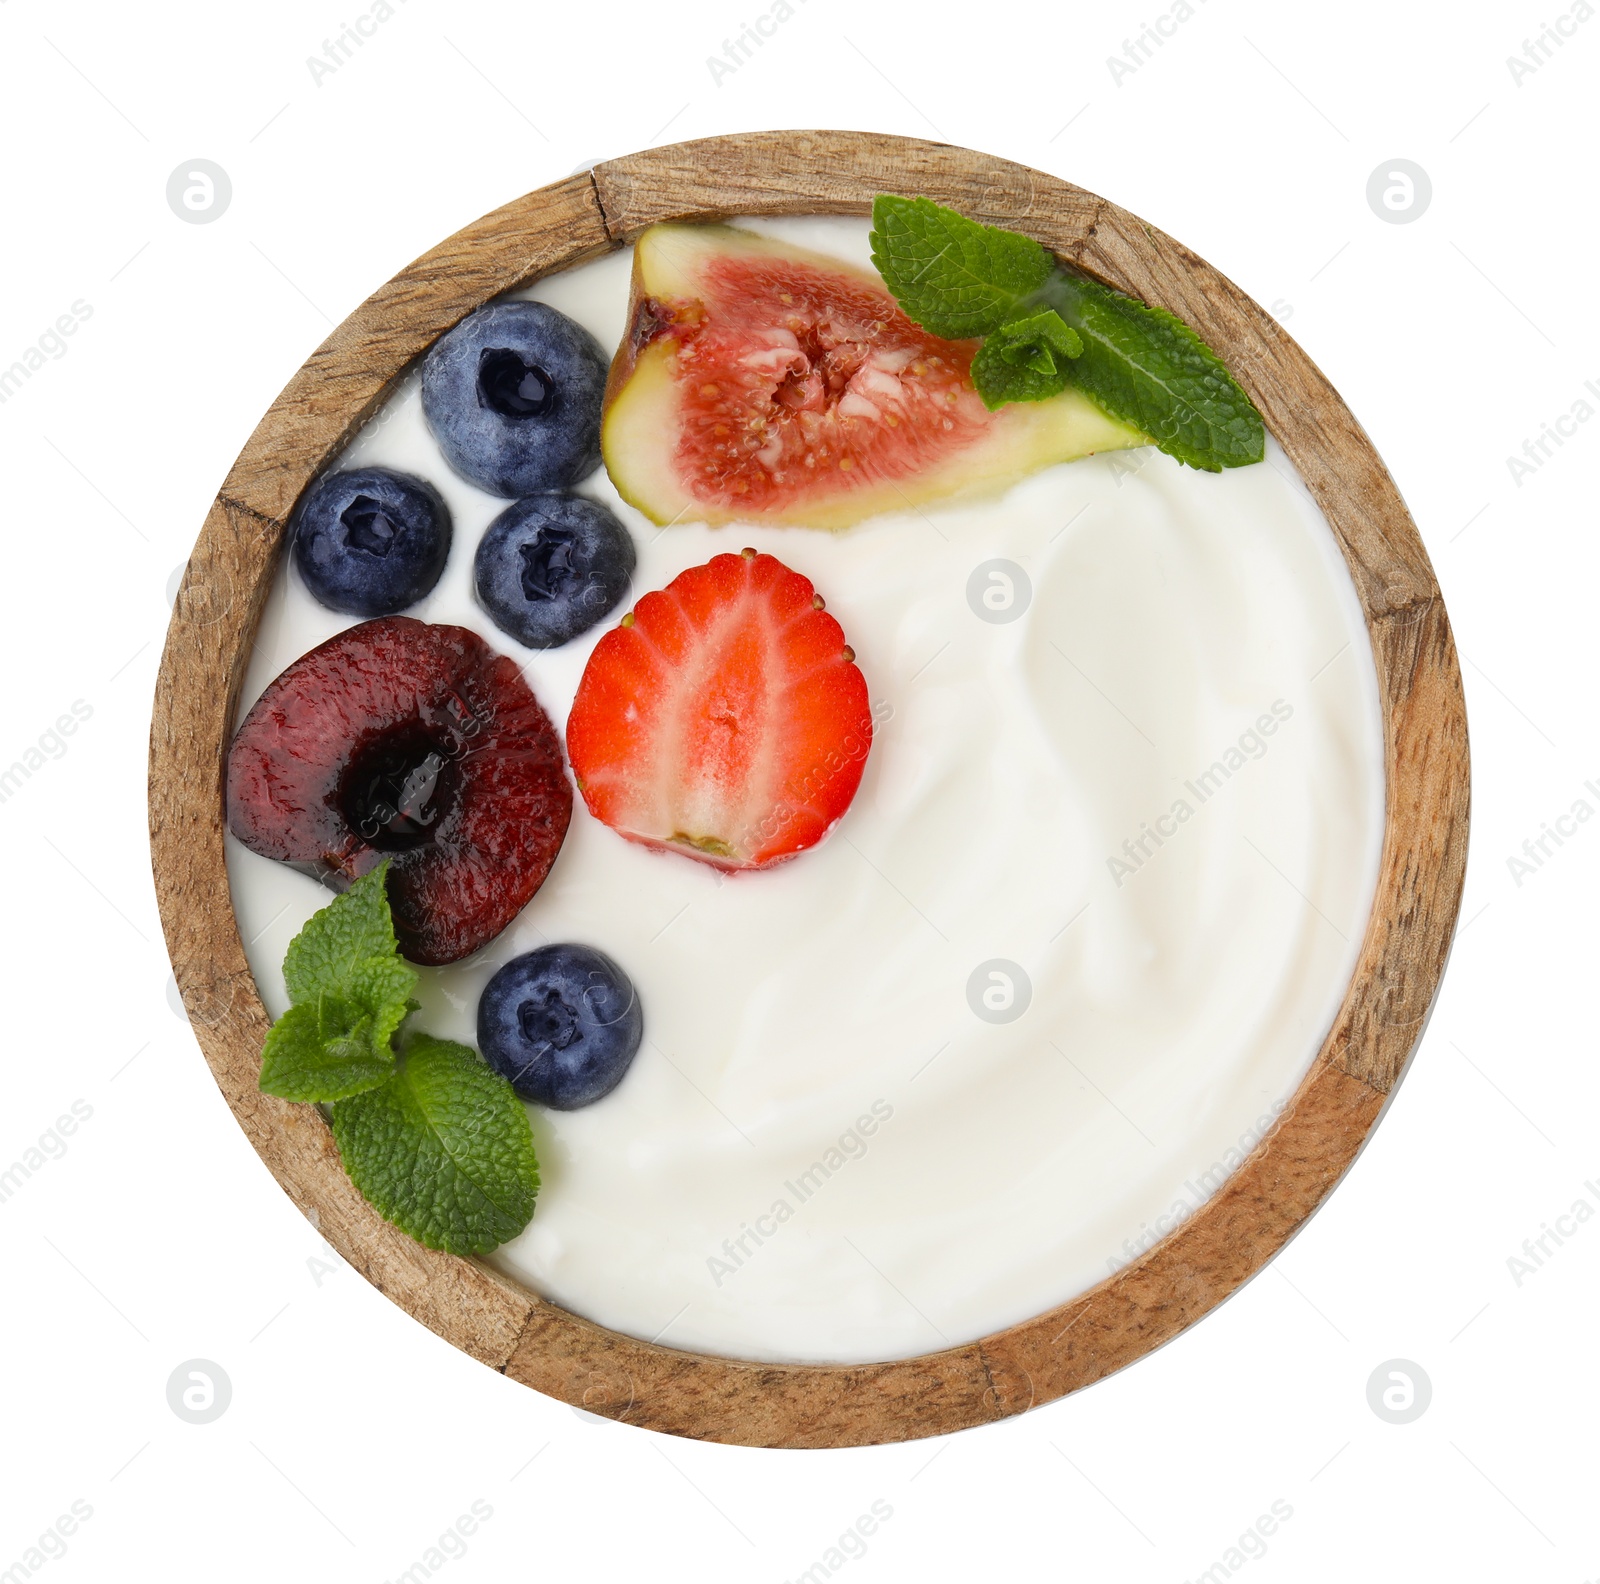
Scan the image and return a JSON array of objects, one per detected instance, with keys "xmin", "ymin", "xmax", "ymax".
[
  {"xmin": 999, "ymin": 307, "xmax": 1084, "ymax": 362},
  {"xmin": 867, "ymin": 192, "xmax": 1265, "ymax": 468},
  {"xmin": 971, "ymin": 337, "xmax": 1068, "ymax": 408},
  {"xmin": 260, "ymin": 860, "xmax": 418, "ymax": 1105},
  {"xmin": 259, "ymin": 996, "xmax": 397, "ymax": 1103},
  {"xmin": 869, "ymin": 194, "xmax": 1053, "ymax": 340},
  {"xmin": 971, "ymin": 309, "xmax": 1084, "ymax": 410},
  {"xmin": 329, "ymin": 1036, "xmax": 541, "ymax": 1256},
  {"xmin": 263, "ymin": 863, "xmax": 537, "ymax": 1257},
  {"xmin": 1040, "ymin": 272, "xmax": 1265, "ymax": 472},
  {"xmin": 280, "ymin": 864, "xmax": 398, "ymax": 998},
  {"xmin": 343, "ymin": 955, "xmax": 420, "ymax": 1035},
  {"xmin": 283, "ymin": 863, "xmax": 404, "ymax": 1003}
]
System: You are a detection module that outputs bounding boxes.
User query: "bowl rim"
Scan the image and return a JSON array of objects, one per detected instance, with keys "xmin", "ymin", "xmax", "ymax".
[{"xmin": 149, "ymin": 129, "xmax": 1469, "ymax": 1449}]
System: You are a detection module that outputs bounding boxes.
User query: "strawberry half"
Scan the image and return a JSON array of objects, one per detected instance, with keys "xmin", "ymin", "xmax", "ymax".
[{"xmin": 566, "ymin": 550, "xmax": 872, "ymax": 869}]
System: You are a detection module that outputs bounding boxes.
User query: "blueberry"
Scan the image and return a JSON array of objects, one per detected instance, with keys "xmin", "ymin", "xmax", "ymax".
[
  {"xmin": 478, "ymin": 945, "xmax": 644, "ymax": 1109},
  {"xmin": 475, "ymin": 494, "xmax": 636, "ymax": 649},
  {"xmin": 291, "ymin": 467, "xmax": 451, "ymax": 617},
  {"xmin": 422, "ymin": 301, "xmax": 608, "ymax": 498}
]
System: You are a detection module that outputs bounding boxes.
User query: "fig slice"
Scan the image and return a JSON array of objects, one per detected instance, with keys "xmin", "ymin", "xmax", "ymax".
[{"xmin": 601, "ymin": 223, "xmax": 1146, "ymax": 531}]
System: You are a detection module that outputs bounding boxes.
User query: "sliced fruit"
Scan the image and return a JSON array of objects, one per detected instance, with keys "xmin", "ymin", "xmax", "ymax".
[
  {"xmin": 227, "ymin": 617, "xmax": 572, "ymax": 965},
  {"xmin": 566, "ymin": 549, "xmax": 871, "ymax": 869},
  {"xmin": 602, "ymin": 223, "xmax": 1146, "ymax": 530}
]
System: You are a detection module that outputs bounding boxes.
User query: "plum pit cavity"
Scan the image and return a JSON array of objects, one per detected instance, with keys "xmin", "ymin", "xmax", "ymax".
[{"xmin": 340, "ymin": 723, "xmax": 461, "ymax": 850}]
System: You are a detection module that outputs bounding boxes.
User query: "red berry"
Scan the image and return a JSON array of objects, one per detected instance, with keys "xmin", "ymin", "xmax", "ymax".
[
  {"xmin": 227, "ymin": 617, "xmax": 572, "ymax": 965},
  {"xmin": 566, "ymin": 551, "xmax": 872, "ymax": 869}
]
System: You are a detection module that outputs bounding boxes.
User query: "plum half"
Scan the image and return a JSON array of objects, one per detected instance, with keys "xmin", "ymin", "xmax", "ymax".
[{"xmin": 226, "ymin": 617, "xmax": 572, "ymax": 965}]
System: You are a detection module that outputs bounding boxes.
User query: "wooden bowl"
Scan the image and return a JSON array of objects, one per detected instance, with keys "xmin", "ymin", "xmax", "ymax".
[{"xmin": 150, "ymin": 131, "xmax": 1468, "ymax": 1448}]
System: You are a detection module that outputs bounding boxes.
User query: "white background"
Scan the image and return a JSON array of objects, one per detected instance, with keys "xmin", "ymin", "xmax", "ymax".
[{"xmin": 0, "ymin": 0, "xmax": 1595, "ymax": 1579}]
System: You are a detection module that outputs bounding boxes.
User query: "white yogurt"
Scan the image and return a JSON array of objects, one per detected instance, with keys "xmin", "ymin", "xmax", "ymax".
[{"xmin": 226, "ymin": 218, "xmax": 1385, "ymax": 1365}]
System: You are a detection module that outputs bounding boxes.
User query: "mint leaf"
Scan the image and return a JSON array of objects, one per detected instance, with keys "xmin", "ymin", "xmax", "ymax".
[
  {"xmin": 259, "ymin": 860, "xmax": 418, "ymax": 1105},
  {"xmin": 971, "ymin": 309, "xmax": 1083, "ymax": 410},
  {"xmin": 869, "ymin": 193, "xmax": 1265, "ymax": 470},
  {"xmin": 341, "ymin": 955, "xmax": 419, "ymax": 1039},
  {"xmin": 284, "ymin": 863, "xmax": 403, "ymax": 1002},
  {"xmin": 1034, "ymin": 273, "xmax": 1265, "ymax": 472},
  {"xmin": 971, "ymin": 338, "xmax": 1068, "ymax": 408},
  {"xmin": 262, "ymin": 863, "xmax": 537, "ymax": 1256},
  {"xmin": 870, "ymin": 194, "xmax": 1052, "ymax": 339},
  {"xmin": 999, "ymin": 308, "xmax": 1084, "ymax": 365},
  {"xmin": 259, "ymin": 996, "xmax": 397, "ymax": 1102},
  {"xmin": 328, "ymin": 1036, "xmax": 540, "ymax": 1256}
]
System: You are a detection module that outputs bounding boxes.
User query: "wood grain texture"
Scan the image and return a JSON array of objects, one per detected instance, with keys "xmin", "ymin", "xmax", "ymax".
[{"xmin": 149, "ymin": 131, "xmax": 1469, "ymax": 1448}]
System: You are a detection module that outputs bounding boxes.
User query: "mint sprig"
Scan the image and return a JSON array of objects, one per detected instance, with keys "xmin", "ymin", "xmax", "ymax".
[
  {"xmin": 869, "ymin": 193, "xmax": 1265, "ymax": 472},
  {"xmin": 257, "ymin": 864, "xmax": 539, "ymax": 1255},
  {"xmin": 869, "ymin": 194, "xmax": 1054, "ymax": 339},
  {"xmin": 1036, "ymin": 274, "xmax": 1265, "ymax": 471},
  {"xmin": 257, "ymin": 988, "xmax": 407, "ymax": 1104},
  {"xmin": 259, "ymin": 864, "xmax": 416, "ymax": 1102},
  {"xmin": 282, "ymin": 859, "xmax": 408, "ymax": 1003},
  {"xmin": 329, "ymin": 1036, "xmax": 541, "ymax": 1257},
  {"xmin": 971, "ymin": 308, "xmax": 1083, "ymax": 409}
]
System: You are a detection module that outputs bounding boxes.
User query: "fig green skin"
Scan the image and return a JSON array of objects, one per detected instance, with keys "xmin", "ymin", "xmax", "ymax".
[{"xmin": 422, "ymin": 301, "xmax": 608, "ymax": 498}]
